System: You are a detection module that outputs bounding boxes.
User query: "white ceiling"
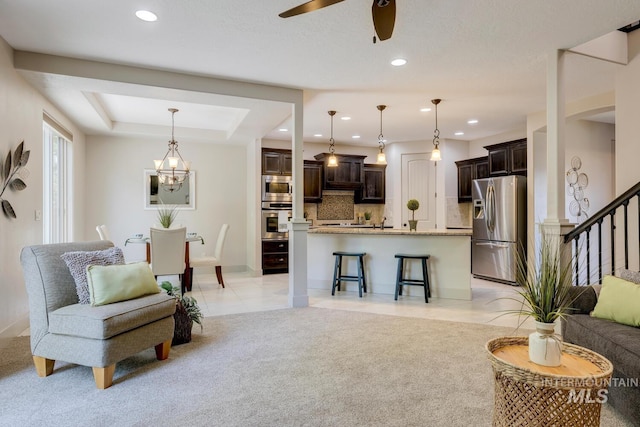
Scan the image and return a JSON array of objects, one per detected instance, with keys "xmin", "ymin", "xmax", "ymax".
[{"xmin": 0, "ymin": 0, "xmax": 638, "ymax": 146}]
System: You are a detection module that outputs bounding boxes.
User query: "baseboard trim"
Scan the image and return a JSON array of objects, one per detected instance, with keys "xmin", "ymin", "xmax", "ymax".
[{"xmin": 0, "ymin": 313, "xmax": 30, "ymax": 344}]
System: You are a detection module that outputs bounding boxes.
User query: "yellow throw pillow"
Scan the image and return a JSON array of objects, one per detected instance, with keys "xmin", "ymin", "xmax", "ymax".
[
  {"xmin": 591, "ymin": 275, "xmax": 640, "ymax": 327},
  {"xmin": 86, "ymin": 262, "xmax": 160, "ymax": 306}
]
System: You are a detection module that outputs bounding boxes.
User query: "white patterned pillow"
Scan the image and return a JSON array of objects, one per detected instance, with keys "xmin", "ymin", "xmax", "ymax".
[{"xmin": 61, "ymin": 247, "xmax": 125, "ymax": 304}]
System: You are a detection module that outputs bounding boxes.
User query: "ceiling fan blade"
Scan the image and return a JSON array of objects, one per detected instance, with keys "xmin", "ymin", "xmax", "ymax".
[
  {"xmin": 372, "ymin": 0, "xmax": 396, "ymax": 41},
  {"xmin": 279, "ymin": 0, "xmax": 346, "ymax": 18}
]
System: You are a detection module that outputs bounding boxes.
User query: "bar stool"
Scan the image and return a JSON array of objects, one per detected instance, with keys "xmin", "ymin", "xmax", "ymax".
[
  {"xmin": 394, "ymin": 254, "xmax": 431, "ymax": 303},
  {"xmin": 331, "ymin": 251, "xmax": 367, "ymax": 297}
]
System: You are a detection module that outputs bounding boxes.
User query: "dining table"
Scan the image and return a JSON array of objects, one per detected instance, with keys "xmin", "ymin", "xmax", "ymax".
[{"xmin": 125, "ymin": 234, "xmax": 204, "ymax": 292}]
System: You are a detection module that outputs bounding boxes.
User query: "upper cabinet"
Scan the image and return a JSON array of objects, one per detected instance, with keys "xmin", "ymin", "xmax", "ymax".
[
  {"xmin": 314, "ymin": 153, "xmax": 366, "ymax": 190},
  {"xmin": 355, "ymin": 164, "xmax": 386, "ymax": 204},
  {"xmin": 303, "ymin": 160, "xmax": 323, "ymax": 203},
  {"xmin": 262, "ymin": 148, "xmax": 292, "ymax": 175},
  {"xmin": 484, "ymin": 139, "xmax": 527, "ymax": 177},
  {"xmin": 455, "ymin": 157, "xmax": 488, "ymax": 203}
]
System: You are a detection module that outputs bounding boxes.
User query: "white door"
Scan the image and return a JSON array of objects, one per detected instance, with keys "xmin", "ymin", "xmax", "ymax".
[{"xmin": 401, "ymin": 153, "xmax": 435, "ymax": 230}]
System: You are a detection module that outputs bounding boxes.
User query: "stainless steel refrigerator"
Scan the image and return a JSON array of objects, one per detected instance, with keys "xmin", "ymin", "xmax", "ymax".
[{"xmin": 471, "ymin": 175, "xmax": 527, "ymax": 284}]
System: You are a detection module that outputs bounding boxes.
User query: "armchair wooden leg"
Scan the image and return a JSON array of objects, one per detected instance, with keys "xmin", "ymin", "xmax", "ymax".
[
  {"xmin": 215, "ymin": 265, "xmax": 225, "ymax": 288},
  {"xmin": 33, "ymin": 356, "xmax": 55, "ymax": 377},
  {"xmin": 155, "ymin": 340, "xmax": 172, "ymax": 360},
  {"xmin": 92, "ymin": 365, "xmax": 115, "ymax": 389}
]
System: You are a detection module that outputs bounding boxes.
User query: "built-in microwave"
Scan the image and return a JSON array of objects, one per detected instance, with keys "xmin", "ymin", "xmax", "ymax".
[{"xmin": 262, "ymin": 175, "xmax": 293, "ymax": 202}]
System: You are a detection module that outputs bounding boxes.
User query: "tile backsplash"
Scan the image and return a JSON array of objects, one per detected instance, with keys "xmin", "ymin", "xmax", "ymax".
[
  {"xmin": 304, "ymin": 190, "xmax": 385, "ymax": 225},
  {"xmin": 317, "ymin": 192, "xmax": 354, "ymax": 220},
  {"xmin": 445, "ymin": 197, "xmax": 472, "ymax": 228}
]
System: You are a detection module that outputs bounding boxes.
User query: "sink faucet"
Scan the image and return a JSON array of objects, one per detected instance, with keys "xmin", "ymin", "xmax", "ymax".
[{"xmin": 381, "ymin": 216, "xmax": 386, "ymax": 230}]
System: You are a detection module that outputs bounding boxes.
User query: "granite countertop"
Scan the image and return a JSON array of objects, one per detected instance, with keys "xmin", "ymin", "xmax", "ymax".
[{"xmin": 308, "ymin": 227, "xmax": 472, "ymax": 236}]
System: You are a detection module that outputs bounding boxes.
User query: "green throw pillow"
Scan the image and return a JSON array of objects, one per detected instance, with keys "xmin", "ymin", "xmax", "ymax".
[
  {"xmin": 591, "ymin": 275, "xmax": 640, "ymax": 327},
  {"xmin": 86, "ymin": 262, "xmax": 160, "ymax": 306}
]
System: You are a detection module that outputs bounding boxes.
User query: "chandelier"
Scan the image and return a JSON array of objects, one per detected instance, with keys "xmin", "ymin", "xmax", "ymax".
[
  {"xmin": 376, "ymin": 104, "xmax": 387, "ymax": 165},
  {"xmin": 430, "ymin": 99, "xmax": 442, "ymax": 161},
  {"xmin": 154, "ymin": 108, "xmax": 191, "ymax": 192}
]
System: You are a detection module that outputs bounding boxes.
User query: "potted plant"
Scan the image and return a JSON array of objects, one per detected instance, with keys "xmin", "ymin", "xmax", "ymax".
[
  {"xmin": 157, "ymin": 204, "xmax": 178, "ymax": 228},
  {"xmin": 364, "ymin": 211, "xmax": 372, "ymax": 225},
  {"xmin": 504, "ymin": 230, "xmax": 576, "ymax": 366},
  {"xmin": 407, "ymin": 199, "xmax": 419, "ymax": 231},
  {"xmin": 160, "ymin": 281, "xmax": 203, "ymax": 345}
]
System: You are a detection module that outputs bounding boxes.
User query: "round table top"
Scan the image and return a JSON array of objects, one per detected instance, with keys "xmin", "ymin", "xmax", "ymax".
[{"xmin": 486, "ymin": 336, "xmax": 612, "ymax": 383}]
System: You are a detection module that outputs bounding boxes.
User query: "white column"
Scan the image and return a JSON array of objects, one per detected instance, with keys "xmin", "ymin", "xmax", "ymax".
[
  {"xmin": 543, "ymin": 50, "xmax": 573, "ymax": 258},
  {"xmin": 545, "ymin": 49, "xmax": 569, "ymax": 226},
  {"xmin": 288, "ymin": 101, "xmax": 309, "ymax": 307}
]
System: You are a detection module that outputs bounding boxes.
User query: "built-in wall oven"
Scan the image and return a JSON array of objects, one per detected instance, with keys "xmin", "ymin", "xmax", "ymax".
[
  {"xmin": 262, "ymin": 175, "xmax": 293, "ymax": 203},
  {"xmin": 261, "ymin": 202, "xmax": 292, "ymax": 240}
]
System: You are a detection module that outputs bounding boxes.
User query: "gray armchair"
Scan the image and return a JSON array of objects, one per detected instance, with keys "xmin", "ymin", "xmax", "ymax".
[{"xmin": 20, "ymin": 240, "xmax": 176, "ymax": 389}]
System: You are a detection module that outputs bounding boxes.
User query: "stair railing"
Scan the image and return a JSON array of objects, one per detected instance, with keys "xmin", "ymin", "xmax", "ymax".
[{"xmin": 564, "ymin": 181, "xmax": 640, "ymax": 285}]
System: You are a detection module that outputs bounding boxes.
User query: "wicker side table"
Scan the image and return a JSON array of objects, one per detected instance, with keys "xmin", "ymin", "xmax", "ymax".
[{"xmin": 486, "ymin": 337, "xmax": 613, "ymax": 427}]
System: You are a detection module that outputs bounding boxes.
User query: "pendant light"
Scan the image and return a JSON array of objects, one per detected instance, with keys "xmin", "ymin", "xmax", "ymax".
[
  {"xmin": 430, "ymin": 99, "xmax": 442, "ymax": 161},
  {"xmin": 376, "ymin": 104, "xmax": 387, "ymax": 165},
  {"xmin": 154, "ymin": 108, "xmax": 191, "ymax": 192},
  {"xmin": 327, "ymin": 110, "xmax": 338, "ymax": 167}
]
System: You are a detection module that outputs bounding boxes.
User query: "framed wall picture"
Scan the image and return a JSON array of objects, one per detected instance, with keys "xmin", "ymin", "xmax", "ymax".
[{"xmin": 144, "ymin": 169, "xmax": 195, "ymax": 210}]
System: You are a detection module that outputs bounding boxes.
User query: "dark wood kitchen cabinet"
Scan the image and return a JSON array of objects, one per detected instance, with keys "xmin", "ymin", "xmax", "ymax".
[
  {"xmin": 262, "ymin": 148, "xmax": 292, "ymax": 175},
  {"xmin": 262, "ymin": 240, "xmax": 288, "ymax": 274},
  {"xmin": 455, "ymin": 156, "xmax": 488, "ymax": 202},
  {"xmin": 314, "ymin": 153, "xmax": 366, "ymax": 190},
  {"xmin": 303, "ymin": 160, "xmax": 323, "ymax": 203},
  {"xmin": 355, "ymin": 164, "xmax": 386, "ymax": 204},
  {"xmin": 484, "ymin": 139, "xmax": 527, "ymax": 177}
]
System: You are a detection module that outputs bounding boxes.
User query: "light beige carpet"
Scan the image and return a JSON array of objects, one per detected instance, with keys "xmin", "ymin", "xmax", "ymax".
[{"xmin": 0, "ymin": 307, "xmax": 633, "ymax": 427}]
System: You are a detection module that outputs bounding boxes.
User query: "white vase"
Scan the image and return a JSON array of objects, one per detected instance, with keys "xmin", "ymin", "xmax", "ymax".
[{"xmin": 528, "ymin": 321, "xmax": 562, "ymax": 367}]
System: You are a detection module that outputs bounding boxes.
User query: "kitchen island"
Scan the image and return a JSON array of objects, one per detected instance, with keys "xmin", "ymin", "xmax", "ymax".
[{"xmin": 307, "ymin": 227, "xmax": 473, "ymax": 300}]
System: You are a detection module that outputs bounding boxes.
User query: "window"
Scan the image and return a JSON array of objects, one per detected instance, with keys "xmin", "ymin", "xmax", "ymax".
[{"xmin": 43, "ymin": 114, "xmax": 72, "ymax": 243}]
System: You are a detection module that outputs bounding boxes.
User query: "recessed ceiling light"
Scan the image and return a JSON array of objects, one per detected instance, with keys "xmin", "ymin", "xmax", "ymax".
[
  {"xmin": 352, "ymin": 135, "xmax": 361, "ymax": 139},
  {"xmin": 467, "ymin": 119, "xmax": 479, "ymax": 124},
  {"xmin": 135, "ymin": 10, "xmax": 158, "ymax": 22},
  {"xmin": 420, "ymin": 107, "xmax": 432, "ymax": 112},
  {"xmin": 278, "ymin": 128, "xmax": 288, "ymax": 132},
  {"xmin": 455, "ymin": 131, "xmax": 465, "ymax": 136},
  {"xmin": 314, "ymin": 133, "xmax": 323, "ymax": 137},
  {"xmin": 341, "ymin": 116, "xmax": 351, "ymax": 121},
  {"xmin": 391, "ymin": 58, "xmax": 407, "ymax": 66}
]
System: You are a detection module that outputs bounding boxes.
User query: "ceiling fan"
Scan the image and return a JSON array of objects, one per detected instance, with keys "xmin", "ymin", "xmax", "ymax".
[{"xmin": 279, "ymin": 0, "xmax": 396, "ymax": 42}]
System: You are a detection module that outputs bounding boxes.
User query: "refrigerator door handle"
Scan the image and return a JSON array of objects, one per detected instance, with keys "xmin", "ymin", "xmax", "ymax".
[
  {"xmin": 475, "ymin": 242, "xmax": 510, "ymax": 249},
  {"xmin": 486, "ymin": 183, "xmax": 496, "ymax": 233}
]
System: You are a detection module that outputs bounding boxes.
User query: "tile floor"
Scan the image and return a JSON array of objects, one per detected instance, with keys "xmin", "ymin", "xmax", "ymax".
[
  {"xmin": 18, "ymin": 272, "xmax": 533, "ymax": 337},
  {"xmin": 183, "ymin": 271, "xmax": 535, "ymax": 331}
]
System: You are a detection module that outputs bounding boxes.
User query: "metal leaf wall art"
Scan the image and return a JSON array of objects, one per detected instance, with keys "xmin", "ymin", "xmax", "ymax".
[{"xmin": 0, "ymin": 140, "xmax": 30, "ymax": 219}]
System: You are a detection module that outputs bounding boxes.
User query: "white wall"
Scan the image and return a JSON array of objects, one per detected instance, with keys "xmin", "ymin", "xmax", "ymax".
[
  {"xmin": 615, "ymin": 30, "xmax": 640, "ymax": 271},
  {"xmin": 532, "ymin": 121, "xmax": 615, "ymax": 282},
  {"xmin": 0, "ymin": 37, "xmax": 87, "ymax": 338},
  {"xmin": 84, "ymin": 135, "xmax": 248, "ymax": 271}
]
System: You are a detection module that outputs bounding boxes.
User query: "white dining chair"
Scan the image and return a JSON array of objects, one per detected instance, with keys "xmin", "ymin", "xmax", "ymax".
[
  {"xmin": 190, "ymin": 224, "xmax": 230, "ymax": 289},
  {"xmin": 95, "ymin": 224, "xmax": 110, "ymax": 241},
  {"xmin": 150, "ymin": 227, "xmax": 187, "ymax": 294}
]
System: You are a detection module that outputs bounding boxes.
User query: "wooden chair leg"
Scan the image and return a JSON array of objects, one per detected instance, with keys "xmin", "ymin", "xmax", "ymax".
[
  {"xmin": 33, "ymin": 356, "xmax": 55, "ymax": 377},
  {"xmin": 92, "ymin": 365, "xmax": 115, "ymax": 389},
  {"xmin": 215, "ymin": 265, "xmax": 225, "ymax": 288},
  {"xmin": 155, "ymin": 339, "xmax": 172, "ymax": 360}
]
